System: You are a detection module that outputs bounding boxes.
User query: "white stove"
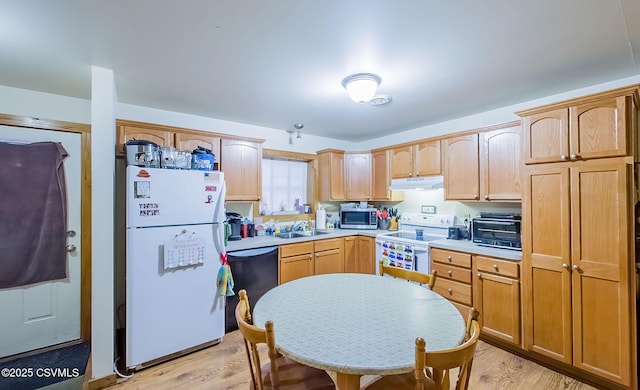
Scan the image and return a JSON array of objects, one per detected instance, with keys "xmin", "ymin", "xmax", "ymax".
[{"xmin": 375, "ymin": 213, "xmax": 456, "ymax": 275}]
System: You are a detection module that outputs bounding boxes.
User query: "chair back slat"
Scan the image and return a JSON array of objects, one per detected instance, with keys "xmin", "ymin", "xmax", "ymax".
[{"xmin": 379, "ymin": 260, "xmax": 437, "ymax": 289}]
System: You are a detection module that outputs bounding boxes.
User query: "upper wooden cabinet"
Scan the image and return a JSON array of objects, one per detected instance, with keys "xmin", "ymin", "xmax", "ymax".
[
  {"xmin": 220, "ymin": 138, "xmax": 262, "ymax": 201},
  {"xmin": 175, "ymin": 132, "xmax": 221, "ymax": 169},
  {"xmin": 519, "ymin": 86, "xmax": 639, "ymax": 164},
  {"xmin": 317, "ymin": 149, "xmax": 345, "ymax": 201},
  {"xmin": 443, "ymin": 123, "xmax": 521, "ymax": 201},
  {"xmin": 116, "ymin": 122, "xmax": 173, "ymax": 155},
  {"xmin": 370, "ymin": 149, "xmax": 404, "ymax": 202},
  {"xmin": 390, "ymin": 140, "xmax": 441, "ymax": 179},
  {"xmin": 480, "ymin": 125, "xmax": 521, "ymax": 201},
  {"xmin": 442, "ymin": 133, "xmax": 479, "ymax": 200},
  {"xmin": 344, "ymin": 152, "xmax": 371, "ymax": 200}
]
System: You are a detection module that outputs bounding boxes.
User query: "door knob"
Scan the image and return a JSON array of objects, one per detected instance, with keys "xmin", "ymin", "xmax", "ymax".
[
  {"xmin": 67, "ymin": 230, "xmax": 76, "ymax": 237},
  {"xmin": 66, "ymin": 244, "xmax": 77, "ymax": 252}
]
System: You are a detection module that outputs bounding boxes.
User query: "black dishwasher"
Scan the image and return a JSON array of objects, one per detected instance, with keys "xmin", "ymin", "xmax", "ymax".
[{"xmin": 225, "ymin": 246, "xmax": 279, "ymax": 333}]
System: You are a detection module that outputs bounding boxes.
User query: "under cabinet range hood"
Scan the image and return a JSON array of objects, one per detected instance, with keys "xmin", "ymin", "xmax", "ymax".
[{"xmin": 388, "ymin": 176, "xmax": 444, "ymax": 191}]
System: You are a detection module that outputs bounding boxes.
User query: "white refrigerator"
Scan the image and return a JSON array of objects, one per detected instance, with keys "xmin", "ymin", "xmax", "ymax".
[{"xmin": 125, "ymin": 166, "xmax": 226, "ymax": 369}]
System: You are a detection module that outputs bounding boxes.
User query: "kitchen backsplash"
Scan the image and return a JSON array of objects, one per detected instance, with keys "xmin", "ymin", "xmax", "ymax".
[{"xmin": 322, "ymin": 188, "xmax": 521, "ymax": 227}]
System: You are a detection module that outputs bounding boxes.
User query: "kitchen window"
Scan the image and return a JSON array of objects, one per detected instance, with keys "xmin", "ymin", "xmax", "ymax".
[{"xmin": 261, "ymin": 158, "xmax": 308, "ymax": 215}]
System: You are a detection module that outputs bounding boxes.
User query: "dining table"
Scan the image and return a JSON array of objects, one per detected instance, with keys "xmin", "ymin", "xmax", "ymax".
[{"xmin": 252, "ymin": 273, "xmax": 466, "ymax": 390}]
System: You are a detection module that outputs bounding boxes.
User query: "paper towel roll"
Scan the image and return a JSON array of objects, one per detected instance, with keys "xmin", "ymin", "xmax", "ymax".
[{"xmin": 316, "ymin": 208, "xmax": 326, "ymax": 230}]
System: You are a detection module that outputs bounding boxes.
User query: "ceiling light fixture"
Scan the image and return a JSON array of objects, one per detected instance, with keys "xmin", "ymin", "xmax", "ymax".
[{"xmin": 341, "ymin": 73, "xmax": 381, "ymax": 103}]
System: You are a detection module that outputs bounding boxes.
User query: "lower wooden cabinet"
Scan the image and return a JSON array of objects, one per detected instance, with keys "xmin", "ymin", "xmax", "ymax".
[
  {"xmin": 279, "ymin": 242, "xmax": 314, "ymax": 284},
  {"xmin": 344, "ymin": 236, "xmax": 376, "ymax": 274},
  {"xmin": 314, "ymin": 238, "xmax": 344, "ymax": 275},
  {"xmin": 473, "ymin": 255, "xmax": 521, "ymax": 346},
  {"xmin": 430, "ymin": 248, "xmax": 473, "ymax": 317},
  {"xmin": 279, "ymin": 238, "xmax": 345, "ymax": 284}
]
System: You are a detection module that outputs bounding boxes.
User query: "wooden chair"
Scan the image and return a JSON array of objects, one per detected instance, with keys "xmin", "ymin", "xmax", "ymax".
[
  {"xmin": 365, "ymin": 308, "xmax": 481, "ymax": 390},
  {"xmin": 234, "ymin": 289, "xmax": 335, "ymax": 390},
  {"xmin": 379, "ymin": 260, "xmax": 438, "ymax": 289}
]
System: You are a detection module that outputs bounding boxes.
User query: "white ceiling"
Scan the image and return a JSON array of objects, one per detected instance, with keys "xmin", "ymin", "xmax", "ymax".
[{"xmin": 1, "ymin": 1, "xmax": 639, "ymax": 142}]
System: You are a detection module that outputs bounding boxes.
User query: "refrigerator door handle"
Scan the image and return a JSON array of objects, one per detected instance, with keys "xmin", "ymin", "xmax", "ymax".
[{"xmin": 212, "ymin": 179, "xmax": 227, "ymax": 257}]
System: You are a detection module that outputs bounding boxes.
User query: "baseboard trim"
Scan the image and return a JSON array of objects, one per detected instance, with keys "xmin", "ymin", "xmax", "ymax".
[{"xmin": 82, "ymin": 352, "xmax": 117, "ymax": 390}]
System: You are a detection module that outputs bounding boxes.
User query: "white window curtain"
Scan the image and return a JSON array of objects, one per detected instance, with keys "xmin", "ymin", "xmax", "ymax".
[{"xmin": 261, "ymin": 159, "xmax": 307, "ymax": 215}]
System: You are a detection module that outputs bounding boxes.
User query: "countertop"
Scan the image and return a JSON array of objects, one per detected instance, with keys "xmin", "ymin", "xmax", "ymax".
[
  {"xmin": 428, "ymin": 238, "xmax": 522, "ymax": 261},
  {"xmin": 226, "ymin": 228, "xmax": 522, "ymax": 261},
  {"xmin": 225, "ymin": 228, "xmax": 383, "ymax": 252}
]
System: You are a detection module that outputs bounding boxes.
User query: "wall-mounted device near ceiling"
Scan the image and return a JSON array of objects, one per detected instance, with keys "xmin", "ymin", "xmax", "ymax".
[{"xmin": 388, "ymin": 176, "xmax": 444, "ymax": 191}]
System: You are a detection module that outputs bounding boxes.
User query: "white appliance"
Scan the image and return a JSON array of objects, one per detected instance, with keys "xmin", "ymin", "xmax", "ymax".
[
  {"xmin": 375, "ymin": 213, "xmax": 456, "ymax": 275},
  {"xmin": 125, "ymin": 166, "xmax": 226, "ymax": 369}
]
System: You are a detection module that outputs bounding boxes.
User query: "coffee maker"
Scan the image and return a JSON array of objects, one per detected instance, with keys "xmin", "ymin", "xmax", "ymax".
[{"xmin": 226, "ymin": 212, "xmax": 243, "ymax": 241}]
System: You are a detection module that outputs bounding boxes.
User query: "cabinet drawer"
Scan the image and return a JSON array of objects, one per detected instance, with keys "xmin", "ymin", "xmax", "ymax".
[
  {"xmin": 433, "ymin": 278, "xmax": 472, "ymax": 306},
  {"xmin": 430, "ymin": 248, "xmax": 471, "ymax": 268},
  {"xmin": 431, "ymin": 262, "xmax": 472, "ymax": 284},
  {"xmin": 315, "ymin": 238, "xmax": 342, "ymax": 252},
  {"xmin": 280, "ymin": 242, "xmax": 314, "ymax": 258},
  {"xmin": 476, "ymin": 256, "xmax": 519, "ymax": 278}
]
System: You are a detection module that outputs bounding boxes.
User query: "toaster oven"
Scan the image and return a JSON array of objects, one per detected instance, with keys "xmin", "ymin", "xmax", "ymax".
[{"xmin": 472, "ymin": 213, "xmax": 521, "ymax": 250}]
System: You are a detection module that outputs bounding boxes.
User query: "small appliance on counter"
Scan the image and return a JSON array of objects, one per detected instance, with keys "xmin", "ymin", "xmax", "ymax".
[
  {"xmin": 447, "ymin": 225, "xmax": 470, "ymax": 240},
  {"xmin": 125, "ymin": 140, "xmax": 160, "ymax": 168},
  {"xmin": 472, "ymin": 212, "xmax": 521, "ymax": 250},
  {"xmin": 226, "ymin": 212, "xmax": 243, "ymax": 241}
]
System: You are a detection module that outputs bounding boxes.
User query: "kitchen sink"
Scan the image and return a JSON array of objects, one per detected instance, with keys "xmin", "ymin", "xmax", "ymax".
[{"xmin": 274, "ymin": 230, "xmax": 330, "ymax": 239}]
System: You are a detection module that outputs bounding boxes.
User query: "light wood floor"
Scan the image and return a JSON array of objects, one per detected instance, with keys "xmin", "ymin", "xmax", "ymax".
[{"xmin": 106, "ymin": 330, "xmax": 597, "ymax": 390}]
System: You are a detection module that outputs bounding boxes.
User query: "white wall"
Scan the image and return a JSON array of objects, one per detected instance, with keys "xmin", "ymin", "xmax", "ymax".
[
  {"xmin": 358, "ymin": 74, "xmax": 640, "ymax": 150},
  {"xmin": 90, "ymin": 67, "xmax": 116, "ymax": 379},
  {"xmin": 117, "ymin": 104, "xmax": 358, "ymax": 153},
  {"xmin": 0, "ymin": 85, "xmax": 90, "ymax": 123}
]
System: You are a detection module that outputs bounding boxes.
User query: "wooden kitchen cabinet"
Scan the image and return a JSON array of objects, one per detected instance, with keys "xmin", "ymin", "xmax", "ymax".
[
  {"xmin": 175, "ymin": 132, "xmax": 221, "ymax": 169},
  {"xmin": 343, "ymin": 235, "xmax": 375, "ymax": 274},
  {"xmin": 519, "ymin": 86, "xmax": 639, "ymax": 388},
  {"xmin": 443, "ymin": 122, "xmax": 521, "ymax": 202},
  {"xmin": 390, "ymin": 140, "xmax": 440, "ymax": 179},
  {"xmin": 473, "ymin": 255, "xmax": 521, "ymax": 346},
  {"xmin": 442, "ymin": 133, "xmax": 479, "ymax": 200},
  {"xmin": 279, "ymin": 242, "xmax": 314, "ymax": 284},
  {"xmin": 480, "ymin": 125, "xmax": 521, "ymax": 201},
  {"xmin": 314, "ymin": 238, "xmax": 344, "ymax": 275},
  {"xmin": 430, "ymin": 248, "xmax": 473, "ymax": 317},
  {"xmin": 370, "ymin": 149, "xmax": 403, "ymax": 201},
  {"xmin": 116, "ymin": 122, "xmax": 174, "ymax": 156},
  {"xmin": 345, "ymin": 152, "xmax": 371, "ymax": 200},
  {"xmin": 522, "ymin": 158, "xmax": 633, "ymax": 386},
  {"xmin": 519, "ymin": 86, "xmax": 637, "ymax": 164},
  {"xmin": 317, "ymin": 149, "xmax": 345, "ymax": 201},
  {"xmin": 221, "ymin": 138, "xmax": 262, "ymax": 201}
]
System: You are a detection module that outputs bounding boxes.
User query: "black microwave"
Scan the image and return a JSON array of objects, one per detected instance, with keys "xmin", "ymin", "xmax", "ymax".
[
  {"xmin": 340, "ymin": 208, "xmax": 378, "ymax": 229},
  {"xmin": 471, "ymin": 213, "xmax": 521, "ymax": 250}
]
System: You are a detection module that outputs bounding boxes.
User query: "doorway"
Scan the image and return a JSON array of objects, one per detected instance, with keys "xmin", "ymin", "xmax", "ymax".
[{"xmin": 0, "ymin": 117, "xmax": 91, "ymax": 359}]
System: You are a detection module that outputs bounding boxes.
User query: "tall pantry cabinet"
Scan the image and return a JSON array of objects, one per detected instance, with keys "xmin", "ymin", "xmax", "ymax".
[{"xmin": 517, "ymin": 85, "xmax": 639, "ymax": 389}]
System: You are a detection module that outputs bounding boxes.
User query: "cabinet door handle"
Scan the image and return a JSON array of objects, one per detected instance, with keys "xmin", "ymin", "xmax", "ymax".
[
  {"xmin": 447, "ymin": 288, "xmax": 453, "ymax": 294},
  {"xmin": 484, "ymin": 195, "xmax": 490, "ymax": 200},
  {"xmin": 562, "ymin": 263, "xmax": 570, "ymax": 270},
  {"xmin": 409, "ymin": 172, "xmax": 412, "ymax": 177},
  {"xmin": 492, "ymin": 264, "xmax": 499, "ymax": 271},
  {"xmin": 477, "ymin": 273, "xmax": 482, "ymax": 279},
  {"xmin": 573, "ymin": 264, "xmax": 581, "ymax": 272},
  {"xmin": 474, "ymin": 194, "xmax": 479, "ymax": 200},
  {"xmin": 560, "ymin": 154, "xmax": 568, "ymax": 160},
  {"xmin": 570, "ymin": 154, "xmax": 579, "ymax": 160},
  {"xmin": 447, "ymin": 270, "xmax": 453, "ymax": 277},
  {"xmin": 447, "ymin": 256, "xmax": 452, "ymax": 262}
]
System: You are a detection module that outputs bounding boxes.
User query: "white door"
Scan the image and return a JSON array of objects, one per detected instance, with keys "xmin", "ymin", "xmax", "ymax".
[{"xmin": 0, "ymin": 125, "xmax": 82, "ymax": 358}]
